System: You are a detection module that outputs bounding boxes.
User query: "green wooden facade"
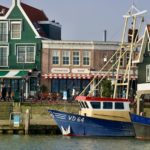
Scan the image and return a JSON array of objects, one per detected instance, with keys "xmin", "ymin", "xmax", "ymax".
[
  {"xmin": 0, "ymin": 0, "xmax": 61, "ymax": 99},
  {"xmin": 7, "ymin": 3, "xmax": 41, "ymax": 70},
  {"xmin": 137, "ymin": 28, "xmax": 150, "ymax": 84}
]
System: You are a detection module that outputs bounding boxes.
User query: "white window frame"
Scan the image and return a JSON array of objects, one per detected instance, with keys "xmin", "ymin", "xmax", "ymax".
[
  {"xmin": 0, "ymin": 21, "xmax": 8, "ymax": 42},
  {"xmin": 146, "ymin": 65, "xmax": 150, "ymax": 82},
  {"xmin": 52, "ymin": 50, "xmax": 60, "ymax": 65},
  {"xmin": 17, "ymin": 45, "xmax": 35, "ymax": 63},
  {"xmin": 0, "ymin": 46, "xmax": 9, "ymax": 67},
  {"xmin": 83, "ymin": 50, "xmax": 90, "ymax": 66},
  {"xmin": 62, "ymin": 50, "xmax": 70, "ymax": 66},
  {"xmin": 73, "ymin": 51, "xmax": 80, "ymax": 66},
  {"xmin": 148, "ymin": 39, "xmax": 150, "ymax": 52},
  {"xmin": 11, "ymin": 21, "xmax": 22, "ymax": 39}
]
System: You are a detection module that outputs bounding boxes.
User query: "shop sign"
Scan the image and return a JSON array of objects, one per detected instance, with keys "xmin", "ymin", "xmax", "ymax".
[
  {"xmin": 51, "ymin": 68, "xmax": 70, "ymax": 73},
  {"xmin": 72, "ymin": 68, "xmax": 90, "ymax": 74}
]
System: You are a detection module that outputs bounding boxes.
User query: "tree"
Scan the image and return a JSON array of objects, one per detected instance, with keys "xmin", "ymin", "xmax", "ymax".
[{"xmin": 101, "ymin": 79, "xmax": 112, "ymax": 97}]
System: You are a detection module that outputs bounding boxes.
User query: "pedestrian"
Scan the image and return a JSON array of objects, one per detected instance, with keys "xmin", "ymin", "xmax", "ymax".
[
  {"xmin": 20, "ymin": 88, "xmax": 24, "ymax": 102},
  {"xmin": 1, "ymin": 83, "xmax": 7, "ymax": 101},
  {"xmin": 72, "ymin": 87, "xmax": 76, "ymax": 100},
  {"xmin": 7, "ymin": 84, "xmax": 12, "ymax": 101}
]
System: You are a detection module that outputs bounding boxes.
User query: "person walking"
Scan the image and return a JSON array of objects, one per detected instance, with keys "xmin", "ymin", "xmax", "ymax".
[
  {"xmin": 7, "ymin": 84, "xmax": 12, "ymax": 101},
  {"xmin": 1, "ymin": 84, "xmax": 7, "ymax": 101}
]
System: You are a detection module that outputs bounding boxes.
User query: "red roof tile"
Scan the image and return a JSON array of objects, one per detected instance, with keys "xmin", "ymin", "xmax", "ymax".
[
  {"xmin": 21, "ymin": 3, "xmax": 48, "ymax": 22},
  {"xmin": 0, "ymin": 5, "xmax": 9, "ymax": 16},
  {"xmin": 147, "ymin": 25, "xmax": 150, "ymax": 33}
]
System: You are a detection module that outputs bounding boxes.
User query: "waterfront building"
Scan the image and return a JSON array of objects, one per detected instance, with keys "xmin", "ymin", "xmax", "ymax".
[
  {"xmin": 41, "ymin": 40, "xmax": 138, "ymax": 99},
  {"xmin": 0, "ymin": 0, "xmax": 61, "ymax": 99}
]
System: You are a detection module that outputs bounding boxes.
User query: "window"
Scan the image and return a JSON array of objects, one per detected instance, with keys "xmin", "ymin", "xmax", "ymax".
[
  {"xmin": 11, "ymin": 21, "xmax": 21, "ymax": 39},
  {"xmin": 17, "ymin": 46, "xmax": 35, "ymax": 63},
  {"xmin": 81, "ymin": 102, "xmax": 87, "ymax": 108},
  {"xmin": 148, "ymin": 40, "xmax": 150, "ymax": 51},
  {"xmin": 62, "ymin": 51, "xmax": 70, "ymax": 65},
  {"xmin": 52, "ymin": 50, "xmax": 60, "ymax": 65},
  {"xmin": 115, "ymin": 102, "xmax": 124, "ymax": 109},
  {"xmin": 0, "ymin": 22, "xmax": 8, "ymax": 42},
  {"xmin": 83, "ymin": 51, "xmax": 90, "ymax": 65},
  {"xmin": 146, "ymin": 65, "xmax": 150, "ymax": 82},
  {"xmin": 79, "ymin": 102, "xmax": 83, "ymax": 108},
  {"xmin": 73, "ymin": 51, "xmax": 80, "ymax": 65},
  {"xmin": 103, "ymin": 102, "xmax": 112, "ymax": 109},
  {"xmin": 0, "ymin": 46, "xmax": 8, "ymax": 67},
  {"xmin": 30, "ymin": 77, "xmax": 37, "ymax": 91},
  {"xmin": 84, "ymin": 102, "xmax": 89, "ymax": 108},
  {"xmin": 90, "ymin": 102, "xmax": 101, "ymax": 109}
]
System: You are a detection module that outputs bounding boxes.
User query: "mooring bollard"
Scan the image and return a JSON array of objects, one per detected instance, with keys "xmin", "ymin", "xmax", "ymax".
[{"xmin": 25, "ymin": 109, "xmax": 30, "ymax": 135}]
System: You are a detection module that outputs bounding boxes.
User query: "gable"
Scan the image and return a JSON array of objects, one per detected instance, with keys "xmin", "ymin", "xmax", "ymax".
[{"xmin": 7, "ymin": 5, "xmax": 37, "ymax": 39}]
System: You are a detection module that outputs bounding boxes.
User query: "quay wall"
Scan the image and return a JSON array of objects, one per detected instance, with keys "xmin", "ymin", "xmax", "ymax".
[{"xmin": 0, "ymin": 102, "xmax": 79, "ymax": 135}]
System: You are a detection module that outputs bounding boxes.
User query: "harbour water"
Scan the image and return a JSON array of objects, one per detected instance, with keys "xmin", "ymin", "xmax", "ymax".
[{"xmin": 0, "ymin": 135, "xmax": 150, "ymax": 150}]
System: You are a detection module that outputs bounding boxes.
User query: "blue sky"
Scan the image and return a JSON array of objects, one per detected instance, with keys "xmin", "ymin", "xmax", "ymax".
[{"xmin": 1, "ymin": 0, "xmax": 150, "ymax": 41}]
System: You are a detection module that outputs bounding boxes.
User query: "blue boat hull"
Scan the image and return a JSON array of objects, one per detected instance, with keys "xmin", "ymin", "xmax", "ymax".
[
  {"xmin": 130, "ymin": 113, "xmax": 150, "ymax": 139},
  {"xmin": 48, "ymin": 110, "xmax": 135, "ymax": 137}
]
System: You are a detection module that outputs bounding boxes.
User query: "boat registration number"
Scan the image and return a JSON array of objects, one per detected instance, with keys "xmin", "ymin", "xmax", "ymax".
[{"xmin": 68, "ymin": 115, "xmax": 84, "ymax": 123}]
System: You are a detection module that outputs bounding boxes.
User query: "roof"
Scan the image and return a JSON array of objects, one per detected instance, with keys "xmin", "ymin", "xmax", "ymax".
[
  {"xmin": 0, "ymin": 2, "xmax": 60, "ymax": 39},
  {"xmin": 0, "ymin": 5, "xmax": 9, "ymax": 16},
  {"xmin": 147, "ymin": 25, "xmax": 150, "ymax": 34},
  {"xmin": 21, "ymin": 3, "xmax": 48, "ymax": 22},
  {"xmin": 21, "ymin": 3, "xmax": 48, "ymax": 38}
]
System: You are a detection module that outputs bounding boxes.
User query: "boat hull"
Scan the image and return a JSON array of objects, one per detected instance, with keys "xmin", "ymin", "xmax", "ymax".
[
  {"xmin": 49, "ymin": 110, "xmax": 135, "ymax": 137},
  {"xmin": 130, "ymin": 114, "xmax": 150, "ymax": 140}
]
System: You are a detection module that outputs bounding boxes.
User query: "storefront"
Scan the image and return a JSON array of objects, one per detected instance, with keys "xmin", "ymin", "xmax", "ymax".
[
  {"xmin": 43, "ymin": 72, "xmax": 91, "ymax": 99},
  {"xmin": 0, "ymin": 70, "xmax": 39, "ymax": 100}
]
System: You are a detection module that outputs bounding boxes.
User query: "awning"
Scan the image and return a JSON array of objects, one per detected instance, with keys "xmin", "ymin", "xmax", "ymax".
[
  {"xmin": 0, "ymin": 70, "xmax": 28, "ymax": 78},
  {"xmin": 42, "ymin": 73, "xmax": 92, "ymax": 79},
  {"xmin": 42, "ymin": 73, "xmax": 137, "ymax": 80}
]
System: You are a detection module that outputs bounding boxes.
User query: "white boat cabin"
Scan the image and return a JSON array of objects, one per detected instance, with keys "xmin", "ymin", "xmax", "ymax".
[{"xmin": 75, "ymin": 96, "xmax": 132, "ymax": 122}]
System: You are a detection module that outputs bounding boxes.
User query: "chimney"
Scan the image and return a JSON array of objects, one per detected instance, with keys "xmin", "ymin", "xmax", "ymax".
[
  {"xmin": 104, "ymin": 30, "xmax": 107, "ymax": 42},
  {"xmin": 12, "ymin": 0, "xmax": 21, "ymax": 6}
]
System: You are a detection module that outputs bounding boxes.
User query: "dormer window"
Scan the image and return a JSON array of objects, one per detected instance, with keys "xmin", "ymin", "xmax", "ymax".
[{"xmin": 11, "ymin": 21, "xmax": 22, "ymax": 39}]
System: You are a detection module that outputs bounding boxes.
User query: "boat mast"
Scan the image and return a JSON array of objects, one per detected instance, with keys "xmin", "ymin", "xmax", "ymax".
[
  {"xmin": 79, "ymin": 4, "xmax": 146, "ymax": 99},
  {"xmin": 113, "ymin": 4, "xmax": 147, "ymax": 99}
]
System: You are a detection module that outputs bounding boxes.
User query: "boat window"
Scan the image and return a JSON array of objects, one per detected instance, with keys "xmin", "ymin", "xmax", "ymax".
[
  {"xmin": 90, "ymin": 102, "xmax": 101, "ymax": 109},
  {"xmin": 103, "ymin": 102, "xmax": 112, "ymax": 109},
  {"xmin": 115, "ymin": 102, "xmax": 124, "ymax": 109},
  {"xmin": 84, "ymin": 102, "xmax": 89, "ymax": 108},
  {"xmin": 79, "ymin": 102, "xmax": 83, "ymax": 108},
  {"xmin": 81, "ymin": 101, "xmax": 86, "ymax": 108}
]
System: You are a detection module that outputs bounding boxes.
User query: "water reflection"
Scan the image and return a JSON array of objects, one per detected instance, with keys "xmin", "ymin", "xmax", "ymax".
[{"xmin": 0, "ymin": 135, "xmax": 150, "ymax": 150}]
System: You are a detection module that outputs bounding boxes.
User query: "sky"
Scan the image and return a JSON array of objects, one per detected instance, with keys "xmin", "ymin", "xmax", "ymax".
[{"xmin": 1, "ymin": 0, "xmax": 150, "ymax": 41}]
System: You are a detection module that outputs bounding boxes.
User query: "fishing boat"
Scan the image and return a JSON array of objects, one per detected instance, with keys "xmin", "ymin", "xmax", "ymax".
[
  {"xmin": 49, "ymin": 96, "xmax": 134, "ymax": 136},
  {"xmin": 130, "ymin": 113, "xmax": 150, "ymax": 139},
  {"xmin": 48, "ymin": 4, "xmax": 146, "ymax": 137}
]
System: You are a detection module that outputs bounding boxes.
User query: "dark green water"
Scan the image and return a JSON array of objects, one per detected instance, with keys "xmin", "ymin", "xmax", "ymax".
[{"xmin": 0, "ymin": 135, "xmax": 150, "ymax": 150}]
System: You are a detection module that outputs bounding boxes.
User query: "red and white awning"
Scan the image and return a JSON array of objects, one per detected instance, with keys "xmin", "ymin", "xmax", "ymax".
[
  {"xmin": 42, "ymin": 73, "xmax": 137, "ymax": 80},
  {"xmin": 42, "ymin": 73, "xmax": 92, "ymax": 79}
]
